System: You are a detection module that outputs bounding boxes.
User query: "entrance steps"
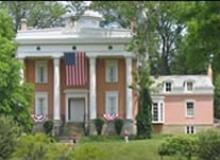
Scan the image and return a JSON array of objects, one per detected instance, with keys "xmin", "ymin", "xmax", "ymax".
[{"xmin": 59, "ymin": 122, "xmax": 85, "ymax": 138}]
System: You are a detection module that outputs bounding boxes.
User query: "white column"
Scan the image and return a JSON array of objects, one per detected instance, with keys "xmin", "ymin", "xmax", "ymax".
[
  {"xmin": 53, "ymin": 58, "xmax": 61, "ymax": 121},
  {"xmin": 19, "ymin": 58, "xmax": 24, "ymax": 84},
  {"xmin": 89, "ymin": 57, "xmax": 97, "ymax": 120},
  {"xmin": 126, "ymin": 57, "xmax": 133, "ymax": 119}
]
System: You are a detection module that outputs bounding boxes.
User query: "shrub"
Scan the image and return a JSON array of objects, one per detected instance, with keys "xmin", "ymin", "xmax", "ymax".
[
  {"xmin": 197, "ymin": 130, "xmax": 220, "ymax": 160},
  {"xmin": 43, "ymin": 120, "xmax": 54, "ymax": 135},
  {"xmin": 0, "ymin": 116, "xmax": 21, "ymax": 160},
  {"xmin": 158, "ymin": 135, "xmax": 198, "ymax": 160},
  {"xmin": 94, "ymin": 118, "xmax": 104, "ymax": 135},
  {"xmin": 11, "ymin": 133, "xmax": 51, "ymax": 160},
  {"xmin": 114, "ymin": 118, "xmax": 124, "ymax": 135},
  {"xmin": 73, "ymin": 144, "xmax": 106, "ymax": 160}
]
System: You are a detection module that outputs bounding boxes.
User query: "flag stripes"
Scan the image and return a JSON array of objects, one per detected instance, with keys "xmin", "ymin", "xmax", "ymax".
[{"xmin": 64, "ymin": 52, "xmax": 88, "ymax": 86}]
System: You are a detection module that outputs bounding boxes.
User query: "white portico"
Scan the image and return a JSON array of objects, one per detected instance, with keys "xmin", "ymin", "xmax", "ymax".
[{"xmin": 15, "ymin": 10, "xmax": 136, "ymax": 135}]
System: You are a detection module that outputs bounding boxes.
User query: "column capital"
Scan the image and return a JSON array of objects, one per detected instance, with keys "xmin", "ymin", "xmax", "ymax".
[{"xmin": 53, "ymin": 57, "xmax": 60, "ymax": 65}]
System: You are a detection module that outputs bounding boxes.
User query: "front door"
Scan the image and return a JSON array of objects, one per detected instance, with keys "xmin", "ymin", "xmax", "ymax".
[{"xmin": 68, "ymin": 98, "xmax": 85, "ymax": 122}]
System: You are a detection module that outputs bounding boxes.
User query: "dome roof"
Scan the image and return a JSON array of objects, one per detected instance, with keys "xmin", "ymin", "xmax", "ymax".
[{"xmin": 83, "ymin": 10, "xmax": 103, "ymax": 19}]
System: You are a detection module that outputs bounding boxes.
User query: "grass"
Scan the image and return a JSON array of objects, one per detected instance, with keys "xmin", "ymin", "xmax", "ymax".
[{"xmin": 76, "ymin": 135, "xmax": 196, "ymax": 160}]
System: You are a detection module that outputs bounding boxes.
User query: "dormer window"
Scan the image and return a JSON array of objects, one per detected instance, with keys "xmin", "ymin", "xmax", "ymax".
[
  {"xmin": 184, "ymin": 81, "xmax": 194, "ymax": 92},
  {"xmin": 186, "ymin": 81, "xmax": 193, "ymax": 91},
  {"xmin": 165, "ymin": 82, "xmax": 172, "ymax": 92}
]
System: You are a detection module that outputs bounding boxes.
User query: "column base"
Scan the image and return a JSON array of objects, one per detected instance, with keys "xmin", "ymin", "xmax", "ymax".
[
  {"xmin": 122, "ymin": 119, "xmax": 136, "ymax": 135},
  {"xmin": 88, "ymin": 120, "xmax": 97, "ymax": 135},
  {"xmin": 53, "ymin": 120, "xmax": 62, "ymax": 136}
]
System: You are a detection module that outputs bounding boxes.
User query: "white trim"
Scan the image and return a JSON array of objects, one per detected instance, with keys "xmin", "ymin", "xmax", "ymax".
[
  {"xmin": 184, "ymin": 80, "xmax": 195, "ymax": 92},
  {"xmin": 185, "ymin": 125, "xmax": 196, "ymax": 134},
  {"xmin": 126, "ymin": 57, "xmax": 133, "ymax": 119},
  {"xmin": 19, "ymin": 58, "xmax": 25, "ymax": 84},
  {"xmin": 105, "ymin": 91, "xmax": 119, "ymax": 115},
  {"xmin": 53, "ymin": 58, "xmax": 61, "ymax": 121},
  {"xmin": 185, "ymin": 100, "xmax": 196, "ymax": 118},
  {"xmin": 152, "ymin": 99, "xmax": 165, "ymax": 124},
  {"xmin": 35, "ymin": 92, "xmax": 48, "ymax": 117},
  {"xmin": 163, "ymin": 80, "xmax": 173, "ymax": 93},
  {"xmin": 35, "ymin": 60, "xmax": 48, "ymax": 83},
  {"xmin": 89, "ymin": 57, "xmax": 97, "ymax": 119},
  {"xmin": 65, "ymin": 91, "xmax": 88, "ymax": 123},
  {"xmin": 16, "ymin": 50, "xmax": 135, "ymax": 59},
  {"xmin": 105, "ymin": 59, "xmax": 118, "ymax": 83},
  {"xmin": 64, "ymin": 89, "xmax": 89, "ymax": 94}
]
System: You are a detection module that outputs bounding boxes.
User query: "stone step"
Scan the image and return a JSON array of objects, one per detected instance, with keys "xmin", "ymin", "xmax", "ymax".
[{"xmin": 59, "ymin": 122, "xmax": 85, "ymax": 137}]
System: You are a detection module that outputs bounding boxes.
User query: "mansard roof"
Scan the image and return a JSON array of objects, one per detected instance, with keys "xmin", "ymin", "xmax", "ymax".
[{"xmin": 152, "ymin": 75, "xmax": 214, "ymax": 95}]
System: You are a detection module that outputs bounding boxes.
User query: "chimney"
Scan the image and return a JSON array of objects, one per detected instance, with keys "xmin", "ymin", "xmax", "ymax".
[
  {"xmin": 20, "ymin": 18, "xmax": 27, "ymax": 31},
  {"xmin": 208, "ymin": 54, "xmax": 214, "ymax": 82},
  {"xmin": 208, "ymin": 63, "xmax": 213, "ymax": 82}
]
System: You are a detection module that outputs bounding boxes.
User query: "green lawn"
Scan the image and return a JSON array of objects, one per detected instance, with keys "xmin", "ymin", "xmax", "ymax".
[{"xmin": 75, "ymin": 136, "xmax": 195, "ymax": 160}]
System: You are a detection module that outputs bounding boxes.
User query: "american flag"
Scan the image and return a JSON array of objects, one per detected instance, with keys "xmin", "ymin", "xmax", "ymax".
[{"xmin": 64, "ymin": 52, "xmax": 88, "ymax": 86}]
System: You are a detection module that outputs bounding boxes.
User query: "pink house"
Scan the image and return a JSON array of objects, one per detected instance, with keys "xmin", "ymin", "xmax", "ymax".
[{"xmin": 151, "ymin": 70, "xmax": 214, "ymax": 134}]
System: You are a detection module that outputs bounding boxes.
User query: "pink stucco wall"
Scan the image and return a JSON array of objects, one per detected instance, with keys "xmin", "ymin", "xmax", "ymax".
[{"xmin": 164, "ymin": 95, "xmax": 214, "ymax": 125}]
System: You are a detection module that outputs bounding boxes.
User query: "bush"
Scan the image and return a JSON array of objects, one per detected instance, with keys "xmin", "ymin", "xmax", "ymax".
[
  {"xmin": 94, "ymin": 118, "xmax": 104, "ymax": 135},
  {"xmin": 114, "ymin": 118, "xmax": 124, "ymax": 135},
  {"xmin": 43, "ymin": 120, "xmax": 54, "ymax": 135},
  {"xmin": 197, "ymin": 130, "xmax": 220, "ymax": 160},
  {"xmin": 158, "ymin": 135, "xmax": 198, "ymax": 160},
  {"xmin": 11, "ymin": 133, "xmax": 51, "ymax": 159},
  {"xmin": 0, "ymin": 116, "xmax": 21, "ymax": 160},
  {"xmin": 73, "ymin": 144, "xmax": 106, "ymax": 160}
]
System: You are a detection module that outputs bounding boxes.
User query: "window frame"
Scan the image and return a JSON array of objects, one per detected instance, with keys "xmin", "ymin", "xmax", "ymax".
[
  {"xmin": 35, "ymin": 92, "xmax": 48, "ymax": 117},
  {"xmin": 35, "ymin": 60, "xmax": 48, "ymax": 84},
  {"xmin": 164, "ymin": 81, "xmax": 173, "ymax": 93},
  {"xmin": 105, "ymin": 91, "xmax": 119, "ymax": 115},
  {"xmin": 184, "ymin": 81, "xmax": 194, "ymax": 92},
  {"xmin": 185, "ymin": 100, "xmax": 195, "ymax": 118},
  {"xmin": 152, "ymin": 100, "xmax": 165, "ymax": 123},
  {"xmin": 185, "ymin": 125, "xmax": 196, "ymax": 134},
  {"xmin": 105, "ymin": 59, "xmax": 118, "ymax": 83}
]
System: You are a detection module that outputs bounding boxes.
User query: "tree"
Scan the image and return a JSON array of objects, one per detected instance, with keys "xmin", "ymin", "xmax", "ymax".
[
  {"xmin": 0, "ymin": 1, "xmax": 66, "ymax": 31},
  {"xmin": 65, "ymin": 1, "xmax": 88, "ymax": 20},
  {"xmin": 134, "ymin": 65, "xmax": 153, "ymax": 139},
  {"xmin": 214, "ymin": 74, "xmax": 220, "ymax": 119},
  {"xmin": 0, "ymin": 10, "xmax": 33, "ymax": 132},
  {"xmin": 0, "ymin": 116, "xmax": 21, "ymax": 160},
  {"xmin": 92, "ymin": 1, "xmax": 155, "ymax": 138},
  {"xmin": 92, "ymin": 2, "xmax": 186, "ymax": 75},
  {"xmin": 171, "ymin": 2, "xmax": 220, "ymax": 118}
]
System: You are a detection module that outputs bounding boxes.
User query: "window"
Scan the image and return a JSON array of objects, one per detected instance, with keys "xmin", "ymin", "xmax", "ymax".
[
  {"xmin": 152, "ymin": 102, "xmax": 164, "ymax": 123},
  {"xmin": 185, "ymin": 81, "xmax": 193, "ymax": 91},
  {"xmin": 35, "ymin": 92, "xmax": 48, "ymax": 116},
  {"xmin": 153, "ymin": 103, "xmax": 158, "ymax": 121},
  {"xmin": 105, "ymin": 92, "xmax": 118, "ymax": 115},
  {"xmin": 186, "ymin": 101, "xmax": 194, "ymax": 117},
  {"xmin": 165, "ymin": 82, "xmax": 172, "ymax": 92},
  {"xmin": 35, "ymin": 61, "xmax": 48, "ymax": 83},
  {"xmin": 185, "ymin": 126, "xmax": 195, "ymax": 134},
  {"xmin": 105, "ymin": 60, "xmax": 118, "ymax": 83}
]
